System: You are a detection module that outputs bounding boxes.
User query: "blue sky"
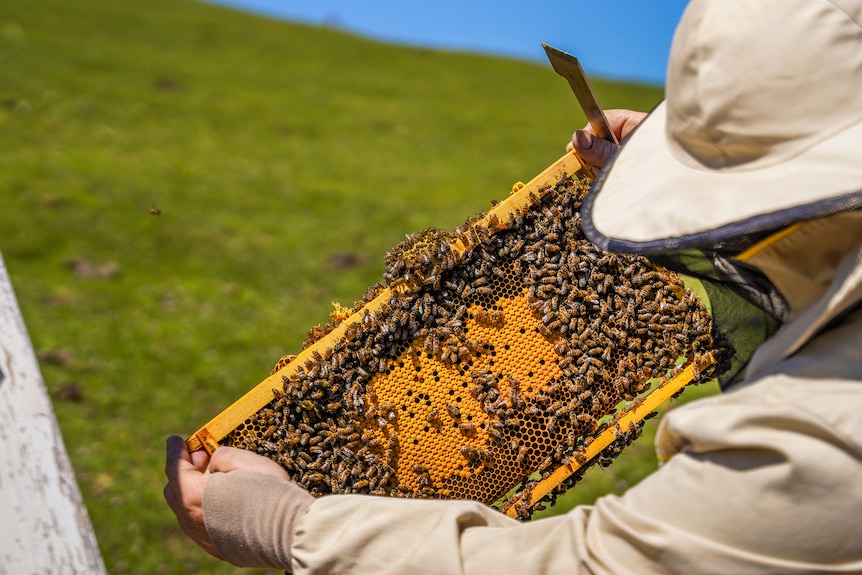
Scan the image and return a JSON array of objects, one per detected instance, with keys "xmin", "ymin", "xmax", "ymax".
[{"xmin": 202, "ymin": 0, "xmax": 690, "ymax": 85}]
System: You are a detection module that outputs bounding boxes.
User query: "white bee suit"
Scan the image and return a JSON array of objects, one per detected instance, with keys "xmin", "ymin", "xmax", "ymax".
[{"xmin": 201, "ymin": 0, "xmax": 862, "ymax": 572}]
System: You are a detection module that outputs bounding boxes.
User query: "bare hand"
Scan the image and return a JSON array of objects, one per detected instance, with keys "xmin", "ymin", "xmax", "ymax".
[
  {"xmin": 164, "ymin": 436, "xmax": 221, "ymax": 559},
  {"xmin": 164, "ymin": 437, "xmax": 292, "ymax": 559},
  {"xmin": 567, "ymin": 109, "xmax": 647, "ymax": 169}
]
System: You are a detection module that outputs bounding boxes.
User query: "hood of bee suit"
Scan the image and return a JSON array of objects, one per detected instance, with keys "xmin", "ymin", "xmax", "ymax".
[
  {"xmin": 580, "ymin": 0, "xmax": 862, "ymax": 387},
  {"xmin": 582, "ymin": 0, "xmax": 862, "ymax": 254}
]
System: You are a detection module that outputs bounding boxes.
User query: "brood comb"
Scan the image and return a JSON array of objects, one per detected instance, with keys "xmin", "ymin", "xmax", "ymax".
[{"xmin": 187, "ymin": 152, "xmax": 730, "ymax": 519}]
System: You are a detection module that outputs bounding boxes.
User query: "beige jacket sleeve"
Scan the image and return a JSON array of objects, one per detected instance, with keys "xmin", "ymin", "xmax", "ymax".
[
  {"xmin": 204, "ymin": 469, "xmax": 313, "ymax": 570},
  {"xmin": 291, "ymin": 308, "xmax": 862, "ymax": 574}
]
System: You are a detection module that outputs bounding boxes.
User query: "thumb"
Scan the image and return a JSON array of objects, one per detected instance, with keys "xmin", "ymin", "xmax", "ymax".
[
  {"xmin": 572, "ymin": 129, "xmax": 619, "ymax": 169},
  {"xmin": 165, "ymin": 435, "xmax": 209, "ymax": 482},
  {"xmin": 209, "ymin": 446, "xmax": 291, "ymax": 480}
]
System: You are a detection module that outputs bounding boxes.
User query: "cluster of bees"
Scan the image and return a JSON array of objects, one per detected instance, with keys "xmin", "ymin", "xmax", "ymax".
[{"xmin": 225, "ymin": 173, "xmax": 730, "ymax": 518}]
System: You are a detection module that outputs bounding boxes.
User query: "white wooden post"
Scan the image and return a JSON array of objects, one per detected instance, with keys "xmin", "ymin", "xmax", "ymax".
[{"xmin": 0, "ymin": 251, "xmax": 106, "ymax": 575}]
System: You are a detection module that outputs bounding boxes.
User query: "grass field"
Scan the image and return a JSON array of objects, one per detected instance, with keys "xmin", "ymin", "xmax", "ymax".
[{"xmin": 0, "ymin": 1, "xmax": 716, "ymax": 572}]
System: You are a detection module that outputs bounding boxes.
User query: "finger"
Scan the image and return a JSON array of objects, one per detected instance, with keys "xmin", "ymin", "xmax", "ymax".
[
  {"xmin": 603, "ymin": 109, "xmax": 648, "ymax": 141},
  {"xmin": 577, "ymin": 109, "xmax": 647, "ymax": 140},
  {"xmin": 209, "ymin": 446, "xmax": 258, "ymax": 473},
  {"xmin": 571, "ymin": 129, "xmax": 619, "ymax": 169},
  {"xmin": 190, "ymin": 447, "xmax": 210, "ymax": 473},
  {"xmin": 165, "ymin": 435, "xmax": 193, "ymax": 485},
  {"xmin": 209, "ymin": 446, "xmax": 290, "ymax": 479}
]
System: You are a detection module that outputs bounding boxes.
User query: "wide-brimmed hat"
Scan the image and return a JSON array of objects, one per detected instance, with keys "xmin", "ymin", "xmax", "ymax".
[{"xmin": 582, "ymin": 0, "xmax": 862, "ymax": 256}]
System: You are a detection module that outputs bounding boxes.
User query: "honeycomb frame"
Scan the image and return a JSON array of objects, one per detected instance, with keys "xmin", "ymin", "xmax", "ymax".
[{"xmin": 188, "ymin": 152, "xmax": 727, "ymax": 519}]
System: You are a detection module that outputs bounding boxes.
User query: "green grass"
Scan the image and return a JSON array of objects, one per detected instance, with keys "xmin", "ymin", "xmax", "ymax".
[{"xmin": 0, "ymin": 0, "xmax": 708, "ymax": 572}]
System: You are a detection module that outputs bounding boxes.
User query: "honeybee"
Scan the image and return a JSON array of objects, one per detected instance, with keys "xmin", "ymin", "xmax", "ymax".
[
  {"xmin": 458, "ymin": 422, "xmax": 477, "ymax": 435},
  {"xmin": 461, "ymin": 446, "xmax": 478, "ymax": 461},
  {"xmin": 353, "ymin": 479, "xmax": 370, "ymax": 490},
  {"xmin": 516, "ymin": 445, "xmax": 529, "ymax": 465},
  {"xmin": 476, "ymin": 449, "xmax": 494, "ymax": 467}
]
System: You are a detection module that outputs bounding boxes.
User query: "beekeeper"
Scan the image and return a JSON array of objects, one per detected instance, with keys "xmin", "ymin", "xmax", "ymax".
[{"xmin": 165, "ymin": 0, "xmax": 862, "ymax": 572}]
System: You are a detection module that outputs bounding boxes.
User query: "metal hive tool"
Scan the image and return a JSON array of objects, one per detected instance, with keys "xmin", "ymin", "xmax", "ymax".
[{"xmin": 187, "ymin": 152, "xmax": 729, "ymax": 519}]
